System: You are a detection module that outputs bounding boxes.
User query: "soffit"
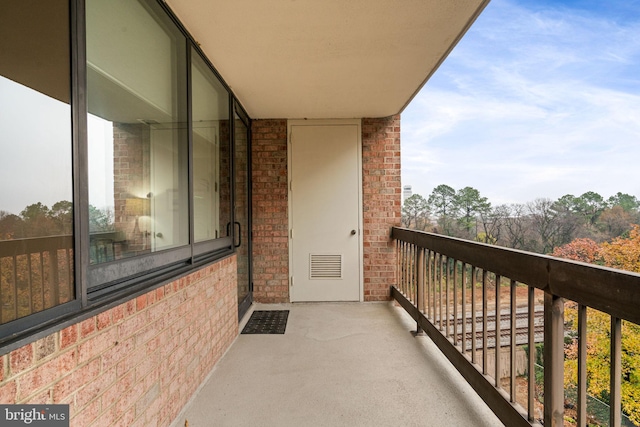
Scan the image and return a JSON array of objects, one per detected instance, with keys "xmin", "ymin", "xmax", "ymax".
[{"xmin": 165, "ymin": 0, "xmax": 488, "ymax": 119}]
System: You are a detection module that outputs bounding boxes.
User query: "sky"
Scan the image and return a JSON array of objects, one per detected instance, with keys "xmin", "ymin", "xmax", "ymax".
[
  {"xmin": 401, "ymin": 0, "xmax": 640, "ymax": 206},
  {"xmin": 0, "ymin": 76, "xmax": 73, "ymax": 216}
]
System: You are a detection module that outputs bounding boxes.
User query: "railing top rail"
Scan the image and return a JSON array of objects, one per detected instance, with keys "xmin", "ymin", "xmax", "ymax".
[
  {"xmin": 0, "ymin": 235, "xmax": 74, "ymax": 258},
  {"xmin": 392, "ymin": 227, "xmax": 640, "ymax": 325}
]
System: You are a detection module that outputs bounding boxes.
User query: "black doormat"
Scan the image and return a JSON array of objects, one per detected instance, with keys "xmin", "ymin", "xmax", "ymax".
[{"xmin": 241, "ymin": 310, "xmax": 289, "ymax": 334}]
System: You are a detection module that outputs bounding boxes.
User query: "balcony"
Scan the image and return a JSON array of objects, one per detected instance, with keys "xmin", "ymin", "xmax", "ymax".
[
  {"xmin": 172, "ymin": 301, "xmax": 504, "ymax": 427},
  {"xmin": 173, "ymin": 227, "xmax": 640, "ymax": 427}
]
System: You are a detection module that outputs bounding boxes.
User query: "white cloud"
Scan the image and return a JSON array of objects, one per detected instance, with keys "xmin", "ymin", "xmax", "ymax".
[{"xmin": 402, "ymin": 0, "xmax": 640, "ymax": 205}]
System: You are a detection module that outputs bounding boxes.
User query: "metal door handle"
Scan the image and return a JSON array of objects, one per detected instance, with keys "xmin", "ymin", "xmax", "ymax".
[
  {"xmin": 351, "ymin": 230, "xmax": 357, "ymax": 236},
  {"xmin": 226, "ymin": 221, "xmax": 242, "ymax": 247},
  {"xmin": 234, "ymin": 221, "xmax": 242, "ymax": 248}
]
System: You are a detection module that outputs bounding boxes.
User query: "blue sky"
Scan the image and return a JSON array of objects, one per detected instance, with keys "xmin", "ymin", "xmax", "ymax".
[{"xmin": 401, "ymin": 0, "xmax": 640, "ymax": 205}]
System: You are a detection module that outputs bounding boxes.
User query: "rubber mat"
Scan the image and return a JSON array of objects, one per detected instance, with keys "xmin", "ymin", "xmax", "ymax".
[{"xmin": 241, "ymin": 310, "xmax": 289, "ymax": 334}]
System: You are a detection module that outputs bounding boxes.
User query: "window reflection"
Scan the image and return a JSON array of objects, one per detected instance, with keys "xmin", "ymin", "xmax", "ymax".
[
  {"xmin": 0, "ymin": 0, "xmax": 74, "ymax": 323},
  {"xmin": 87, "ymin": 0, "xmax": 188, "ymax": 264},
  {"xmin": 191, "ymin": 50, "xmax": 231, "ymax": 243}
]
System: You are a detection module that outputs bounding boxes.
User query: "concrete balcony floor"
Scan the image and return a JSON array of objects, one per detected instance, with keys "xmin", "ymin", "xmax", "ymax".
[{"xmin": 171, "ymin": 302, "xmax": 505, "ymax": 427}]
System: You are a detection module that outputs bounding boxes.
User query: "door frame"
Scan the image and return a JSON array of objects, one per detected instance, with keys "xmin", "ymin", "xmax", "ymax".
[
  {"xmin": 287, "ymin": 119, "xmax": 364, "ymax": 302},
  {"xmin": 235, "ymin": 106, "xmax": 253, "ymax": 320}
]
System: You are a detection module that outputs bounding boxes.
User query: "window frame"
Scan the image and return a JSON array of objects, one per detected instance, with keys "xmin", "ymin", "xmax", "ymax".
[{"xmin": 0, "ymin": 0, "xmax": 251, "ymax": 351}]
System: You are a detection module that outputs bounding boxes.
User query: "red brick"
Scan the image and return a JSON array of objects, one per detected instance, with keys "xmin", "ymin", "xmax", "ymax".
[
  {"xmin": 101, "ymin": 368, "xmax": 134, "ymax": 409},
  {"xmin": 71, "ymin": 397, "xmax": 100, "ymax": 427},
  {"xmin": 0, "ymin": 258, "xmax": 237, "ymax": 427},
  {"xmin": 75, "ymin": 366, "xmax": 116, "ymax": 409},
  {"xmin": 80, "ymin": 317, "xmax": 97, "ymax": 338},
  {"xmin": 362, "ymin": 116, "xmax": 401, "ymax": 301},
  {"xmin": 34, "ymin": 335, "xmax": 57, "ymax": 362},
  {"xmin": 136, "ymin": 294, "xmax": 147, "ymax": 311},
  {"xmin": 117, "ymin": 312, "xmax": 147, "ymax": 340},
  {"xmin": 18, "ymin": 350, "xmax": 75, "ymax": 400},
  {"xmin": 111, "ymin": 303, "xmax": 126, "ymax": 324},
  {"xmin": 60, "ymin": 324, "xmax": 78, "ymax": 349},
  {"xmin": 0, "ymin": 380, "xmax": 17, "ymax": 403},
  {"xmin": 9, "ymin": 343, "xmax": 33, "ymax": 375},
  {"xmin": 54, "ymin": 357, "xmax": 100, "ymax": 401},
  {"xmin": 97, "ymin": 311, "xmax": 112, "ymax": 330},
  {"xmin": 78, "ymin": 328, "xmax": 117, "ymax": 365},
  {"xmin": 251, "ymin": 120, "xmax": 289, "ymax": 303},
  {"xmin": 26, "ymin": 388, "xmax": 52, "ymax": 404}
]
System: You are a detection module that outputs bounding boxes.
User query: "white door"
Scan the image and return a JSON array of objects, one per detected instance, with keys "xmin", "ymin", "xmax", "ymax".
[{"xmin": 289, "ymin": 121, "xmax": 362, "ymax": 302}]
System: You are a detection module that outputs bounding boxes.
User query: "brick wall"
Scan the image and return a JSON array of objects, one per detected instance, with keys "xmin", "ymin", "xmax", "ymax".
[
  {"xmin": 0, "ymin": 257, "xmax": 238, "ymax": 427},
  {"xmin": 113, "ymin": 123, "xmax": 151, "ymax": 256},
  {"xmin": 251, "ymin": 119, "xmax": 289, "ymax": 303},
  {"xmin": 362, "ymin": 116, "xmax": 402, "ymax": 301},
  {"xmin": 250, "ymin": 117, "xmax": 401, "ymax": 303}
]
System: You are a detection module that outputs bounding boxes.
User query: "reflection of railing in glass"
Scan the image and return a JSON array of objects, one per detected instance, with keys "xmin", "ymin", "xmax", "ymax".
[{"xmin": 0, "ymin": 235, "xmax": 74, "ymax": 324}]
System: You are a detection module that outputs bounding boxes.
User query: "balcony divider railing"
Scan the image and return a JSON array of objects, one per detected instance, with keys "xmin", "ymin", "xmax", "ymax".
[{"xmin": 392, "ymin": 227, "xmax": 640, "ymax": 427}]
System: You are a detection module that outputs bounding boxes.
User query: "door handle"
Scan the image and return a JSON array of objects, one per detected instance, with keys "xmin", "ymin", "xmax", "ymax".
[
  {"xmin": 226, "ymin": 221, "xmax": 242, "ymax": 247},
  {"xmin": 234, "ymin": 221, "xmax": 242, "ymax": 248},
  {"xmin": 350, "ymin": 229, "xmax": 357, "ymax": 236}
]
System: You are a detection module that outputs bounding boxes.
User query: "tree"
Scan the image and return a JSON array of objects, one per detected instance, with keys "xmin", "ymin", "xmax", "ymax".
[
  {"xmin": 600, "ymin": 224, "xmax": 640, "ymax": 273},
  {"xmin": 50, "ymin": 200, "xmax": 73, "ymax": 235},
  {"xmin": 527, "ymin": 198, "xmax": 576, "ymax": 254},
  {"xmin": 551, "ymin": 238, "xmax": 602, "ymax": 264},
  {"xmin": 564, "ymin": 306, "xmax": 640, "ymax": 425},
  {"xmin": 598, "ymin": 206, "xmax": 635, "ymax": 239},
  {"xmin": 478, "ymin": 204, "xmax": 505, "ymax": 245},
  {"xmin": 19, "ymin": 202, "xmax": 54, "ymax": 237},
  {"xmin": 608, "ymin": 192, "xmax": 640, "ymax": 212},
  {"xmin": 574, "ymin": 191, "xmax": 607, "ymax": 228},
  {"xmin": 402, "ymin": 194, "xmax": 430, "ymax": 230},
  {"xmin": 427, "ymin": 184, "xmax": 456, "ymax": 235},
  {"xmin": 550, "ymin": 197, "xmax": 581, "ymax": 244},
  {"xmin": 453, "ymin": 186, "xmax": 490, "ymax": 237},
  {"xmin": 554, "ymin": 194, "xmax": 578, "ymax": 213},
  {"xmin": 89, "ymin": 205, "xmax": 115, "ymax": 233},
  {"xmin": 555, "ymin": 236, "xmax": 640, "ymax": 425},
  {"xmin": 20, "ymin": 202, "xmax": 50, "ymax": 222},
  {"xmin": 501, "ymin": 204, "xmax": 529, "ymax": 250},
  {"xmin": 0, "ymin": 211, "xmax": 23, "ymax": 240}
]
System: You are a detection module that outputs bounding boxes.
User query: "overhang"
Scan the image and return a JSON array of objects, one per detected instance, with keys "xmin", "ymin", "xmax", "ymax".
[{"xmin": 166, "ymin": 0, "xmax": 489, "ymax": 119}]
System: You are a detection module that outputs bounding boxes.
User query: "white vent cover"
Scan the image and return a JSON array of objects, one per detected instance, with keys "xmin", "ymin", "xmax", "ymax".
[{"xmin": 309, "ymin": 254, "xmax": 343, "ymax": 279}]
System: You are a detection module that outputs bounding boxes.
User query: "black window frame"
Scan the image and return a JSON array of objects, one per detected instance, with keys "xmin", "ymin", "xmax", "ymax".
[{"xmin": 0, "ymin": 0, "xmax": 251, "ymax": 352}]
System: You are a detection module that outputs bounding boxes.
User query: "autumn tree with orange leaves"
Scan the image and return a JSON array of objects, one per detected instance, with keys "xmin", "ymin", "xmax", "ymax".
[
  {"xmin": 550, "ymin": 237, "xmax": 602, "ymax": 264},
  {"xmin": 554, "ymin": 226, "xmax": 640, "ymax": 424},
  {"xmin": 600, "ymin": 224, "xmax": 640, "ymax": 273}
]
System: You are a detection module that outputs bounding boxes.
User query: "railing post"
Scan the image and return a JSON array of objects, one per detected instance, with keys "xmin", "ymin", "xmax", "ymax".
[
  {"xmin": 577, "ymin": 305, "xmax": 587, "ymax": 427},
  {"xmin": 610, "ymin": 316, "xmax": 621, "ymax": 427},
  {"xmin": 50, "ymin": 249, "xmax": 60, "ymax": 306},
  {"xmin": 416, "ymin": 247, "xmax": 425, "ymax": 334},
  {"xmin": 544, "ymin": 292, "xmax": 564, "ymax": 427}
]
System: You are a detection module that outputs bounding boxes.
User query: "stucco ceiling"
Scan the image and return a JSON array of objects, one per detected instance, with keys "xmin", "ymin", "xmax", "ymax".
[{"xmin": 165, "ymin": 0, "xmax": 489, "ymax": 119}]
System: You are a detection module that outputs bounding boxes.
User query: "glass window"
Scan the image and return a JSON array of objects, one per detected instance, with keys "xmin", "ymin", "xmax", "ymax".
[
  {"xmin": 86, "ymin": 0, "xmax": 188, "ymax": 265},
  {"xmin": 0, "ymin": 0, "xmax": 74, "ymax": 324},
  {"xmin": 191, "ymin": 50, "xmax": 231, "ymax": 243}
]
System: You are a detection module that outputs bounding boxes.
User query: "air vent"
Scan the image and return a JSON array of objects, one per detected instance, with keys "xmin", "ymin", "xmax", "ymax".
[{"xmin": 309, "ymin": 254, "xmax": 342, "ymax": 279}]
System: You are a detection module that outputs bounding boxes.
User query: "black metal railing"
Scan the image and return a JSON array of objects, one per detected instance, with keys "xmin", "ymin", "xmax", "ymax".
[
  {"xmin": 0, "ymin": 235, "xmax": 74, "ymax": 324},
  {"xmin": 392, "ymin": 227, "xmax": 640, "ymax": 427}
]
